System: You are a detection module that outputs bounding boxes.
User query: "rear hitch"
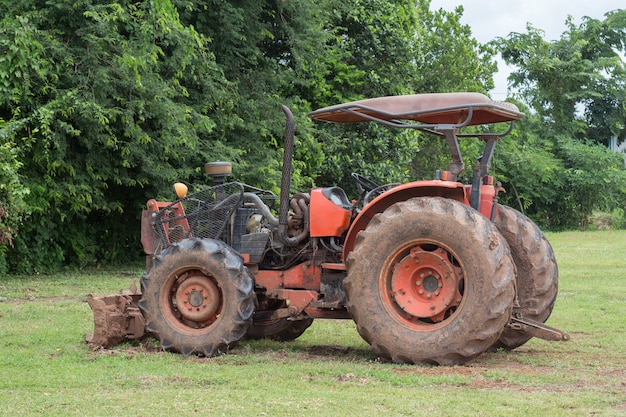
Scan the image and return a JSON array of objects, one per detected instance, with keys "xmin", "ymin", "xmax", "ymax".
[
  {"xmin": 508, "ymin": 316, "xmax": 570, "ymax": 342},
  {"xmin": 85, "ymin": 282, "xmax": 145, "ymax": 350}
]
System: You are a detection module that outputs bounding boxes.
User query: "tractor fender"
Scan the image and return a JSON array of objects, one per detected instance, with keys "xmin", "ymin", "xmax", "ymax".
[{"xmin": 342, "ymin": 180, "xmax": 469, "ymax": 260}]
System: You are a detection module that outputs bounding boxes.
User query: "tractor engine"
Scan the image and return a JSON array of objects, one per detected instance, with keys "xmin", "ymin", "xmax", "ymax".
[
  {"xmin": 235, "ymin": 187, "xmax": 352, "ymax": 270},
  {"xmin": 141, "ymin": 168, "xmax": 353, "ymax": 273}
]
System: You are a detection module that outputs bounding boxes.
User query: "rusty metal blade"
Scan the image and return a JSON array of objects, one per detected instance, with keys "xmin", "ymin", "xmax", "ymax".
[{"xmin": 86, "ymin": 285, "xmax": 145, "ymax": 350}]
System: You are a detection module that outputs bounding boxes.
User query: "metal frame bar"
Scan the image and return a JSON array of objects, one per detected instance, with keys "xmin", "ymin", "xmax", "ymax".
[{"xmin": 319, "ymin": 103, "xmax": 518, "ymax": 140}]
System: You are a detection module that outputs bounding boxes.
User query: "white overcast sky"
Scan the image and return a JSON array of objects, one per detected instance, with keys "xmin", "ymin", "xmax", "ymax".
[{"xmin": 429, "ymin": 0, "xmax": 622, "ymax": 99}]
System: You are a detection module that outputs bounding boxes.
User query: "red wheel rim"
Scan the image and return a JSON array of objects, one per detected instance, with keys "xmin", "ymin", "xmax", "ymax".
[
  {"xmin": 385, "ymin": 243, "xmax": 463, "ymax": 325},
  {"xmin": 164, "ymin": 270, "xmax": 222, "ymax": 330}
]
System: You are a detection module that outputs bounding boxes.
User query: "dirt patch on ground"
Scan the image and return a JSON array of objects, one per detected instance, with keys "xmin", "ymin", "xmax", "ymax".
[
  {"xmin": 82, "ymin": 331, "xmax": 626, "ymax": 398},
  {"xmin": 87, "ymin": 339, "xmax": 161, "ymax": 359},
  {"xmin": 0, "ymin": 293, "xmax": 84, "ymax": 304},
  {"xmin": 388, "ymin": 349, "xmax": 626, "ymax": 394},
  {"xmin": 85, "ymin": 339, "xmax": 626, "ymax": 402},
  {"xmin": 393, "ymin": 365, "xmax": 489, "ymax": 377}
]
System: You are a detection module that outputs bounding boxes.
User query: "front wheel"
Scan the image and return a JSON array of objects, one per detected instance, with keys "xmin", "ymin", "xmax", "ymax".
[
  {"xmin": 345, "ymin": 197, "xmax": 515, "ymax": 365},
  {"xmin": 139, "ymin": 238, "xmax": 256, "ymax": 356}
]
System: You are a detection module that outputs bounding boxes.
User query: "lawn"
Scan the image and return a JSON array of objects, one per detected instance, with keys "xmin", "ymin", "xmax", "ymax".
[{"xmin": 0, "ymin": 230, "xmax": 624, "ymax": 416}]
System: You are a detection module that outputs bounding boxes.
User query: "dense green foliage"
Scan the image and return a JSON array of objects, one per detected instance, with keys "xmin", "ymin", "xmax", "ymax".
[
  {"xmin": 1, "ymin": 0, "xmax": 243, "ymax": 271},
  {"xmin": 0, "ymin": 1, "xmax": 625, "ymax": 271},
  {"xmin": 493, "ymin": 10, "xmax": 626, "ymax": 229},
  {"xmin": 0, "ymin": 121, "xmax": 28, "ymax": 274},
  {"xmin": 313, "ymin": 2, "xmax": 498, "ymax": 192}
]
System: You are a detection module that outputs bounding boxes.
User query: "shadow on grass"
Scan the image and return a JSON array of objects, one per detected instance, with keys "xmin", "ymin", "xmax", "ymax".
[
  {"xmin": 87, "ymin": 337, "xmax": 381, "ymax": 364},
  {"xmin": 236, "ymin": 338, "xmax": 381, "ymax": 364}
]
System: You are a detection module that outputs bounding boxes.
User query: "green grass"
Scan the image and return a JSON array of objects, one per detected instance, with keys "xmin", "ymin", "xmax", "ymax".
[{"xmin": 1, "ymin": 231, "xmax": 625, "ymax": 416}]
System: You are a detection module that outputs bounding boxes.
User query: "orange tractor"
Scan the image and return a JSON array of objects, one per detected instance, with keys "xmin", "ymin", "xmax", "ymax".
[{"xmin": 87, "ymin": 92, "xmax": 569, "ymax": 365}]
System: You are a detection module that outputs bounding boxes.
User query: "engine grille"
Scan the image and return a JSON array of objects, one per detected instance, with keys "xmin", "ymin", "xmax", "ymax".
[{"xmin": 153, "ymin": 182, "xmax": 244, "ymax": 247}]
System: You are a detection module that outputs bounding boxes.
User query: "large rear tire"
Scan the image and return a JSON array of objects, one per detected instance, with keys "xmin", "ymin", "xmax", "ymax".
[
  {"xmin": 345, "ymin": 197, "xmax": 515, "ymax": 365},
  {"xmin": 247, "ymin": 317, "xmax": 314, "ymax": 341},
  {"xmin": 246, "ymin": 297, "xmax": 313, "ymax": 341},
  {"xmin": 493, "ymin": 205, "xmax": 558, "ymax": 350},
  {"xmin": 139, "ymin": 238, "xmax": 256, "ymax": 356}
]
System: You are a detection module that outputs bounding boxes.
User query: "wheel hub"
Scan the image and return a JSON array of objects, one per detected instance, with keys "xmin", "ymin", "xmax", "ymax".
[
  {"xmin": 390, "ymin": 245, "xmax": 461, "ymax": 321},
  {"xmin": 422, "ymin": 275, "xmax": 439, "ymax": 293},
  {"xmin": 174, "ymin": 274, "xmax": 221, "ymax": 323}
]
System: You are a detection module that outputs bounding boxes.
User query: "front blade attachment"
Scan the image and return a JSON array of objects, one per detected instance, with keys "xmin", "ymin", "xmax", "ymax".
[{"xmin": 85, "ymin": 283, "xmax": 145, "ymax": 350}]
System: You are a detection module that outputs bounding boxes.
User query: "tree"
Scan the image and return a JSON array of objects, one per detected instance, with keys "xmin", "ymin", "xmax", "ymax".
[
  {"xmin": 496, "ymin": 10, "xmax": 626, "ymax": 144},
  {"xmin": 0, "ymin": 0, "xmax": 238, "ymax": 271},
  {"xmin": 0, "ymin": 128, "xmax": 28, "ymax": 274},
  {"xmin": 175, "ymin": 0, "xmax": 326, "ymax": 192},
  {"xmin": 0, "ymin": 0, "xmax": 335, "ymax": 271},
  {"xmin": 0, "ymin": 0, "xmax": 503, "ymax": 271},
  {"xmin": 493, "ymin": 11, "xmax": 626, "ymax": 228},
  {"xmin": 310, "ymin": 0, "xmax": 499, "ymax": 193}
]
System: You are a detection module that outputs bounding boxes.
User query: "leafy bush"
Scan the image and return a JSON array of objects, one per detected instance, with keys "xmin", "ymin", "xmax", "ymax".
[
  {"xmin": 590, "ymin": 207, "xmax": 626, "ymax": 230},
  {"xmin": 0, "ymin": 1, "xmax": 239, "ymax": 272},
  {"xmin": 1, "ymin": 0, "xmax": 499, "ymax": 272},
  {"xmin": 612, "ymin": 207, "xmax": 626, "ymax": 229},
  {"xmin": 1, "ymin": 0, "xmax": 624, "ymax": 272},
  {"xmin": 494, "ymin": 105, "xmax": 626, "ymax": 230},
  {"xmin": 0, "ymin": 136, "xmax": 29, "ymax": 274}
]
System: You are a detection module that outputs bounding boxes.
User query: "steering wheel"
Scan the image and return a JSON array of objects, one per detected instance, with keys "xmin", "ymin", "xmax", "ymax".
[{"xmin": 363, "ymin": 183, "xmax": 400, "ymax": 204}]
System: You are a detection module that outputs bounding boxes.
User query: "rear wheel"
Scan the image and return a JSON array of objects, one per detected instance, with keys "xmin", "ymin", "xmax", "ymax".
[
  {"xmin": 139, "ymin": 238, "xmax": 256, "ymax": 356},
  {"xmin": 345, "ymin": 197, "xmax": 515, "ymax": 365},
  {"xmin": 247, "ymin": 317, "xmax": 313, "ymax": 341},
  {"xmin": 493, "ymin": 205, "xmax": 558, "ymax": 350},
  {"xmin": 247, "ymin": 298, "xmax": 313, "ymax": 341}
]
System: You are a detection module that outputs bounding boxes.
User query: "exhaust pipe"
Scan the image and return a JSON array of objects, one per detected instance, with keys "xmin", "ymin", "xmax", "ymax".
[{"xmin": 277, "ymin": 105, "xmax": 301, "ymax": 247}]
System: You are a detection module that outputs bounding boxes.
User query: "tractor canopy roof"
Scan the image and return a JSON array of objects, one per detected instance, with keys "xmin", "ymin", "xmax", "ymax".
[{"xmin": 308, "ymin": 92, "xmax": 523, "ymax": 128}]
